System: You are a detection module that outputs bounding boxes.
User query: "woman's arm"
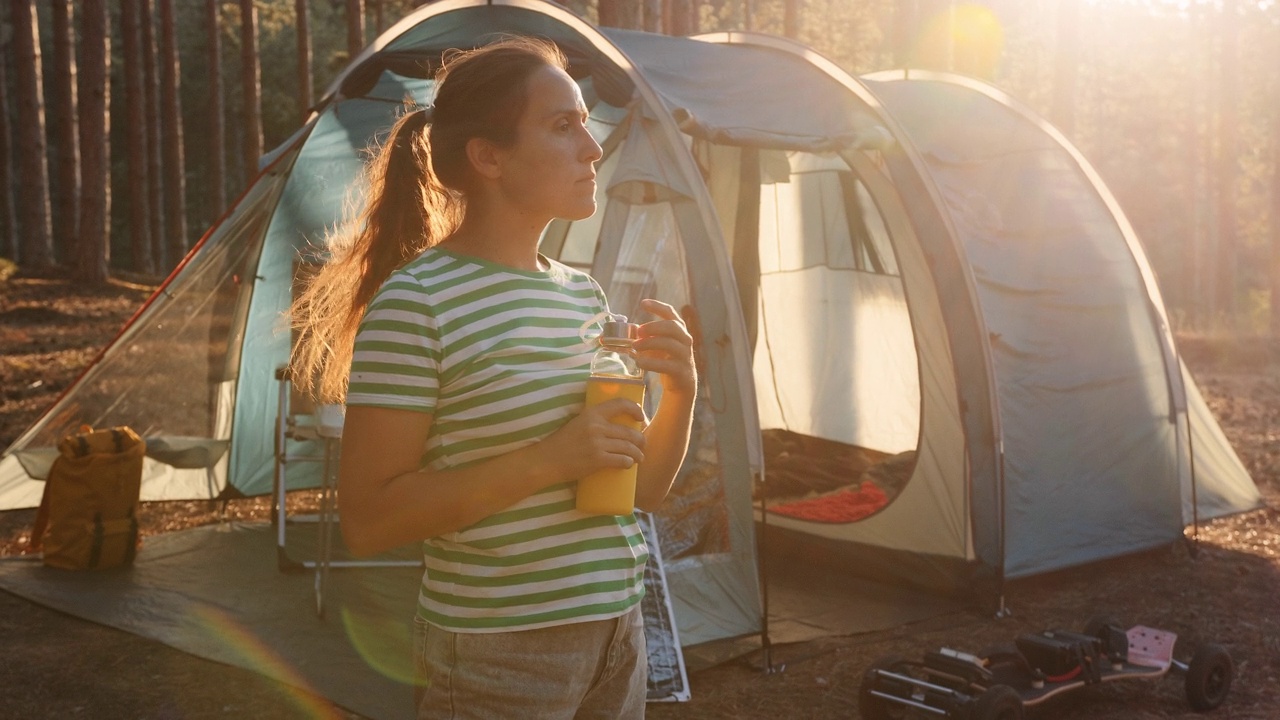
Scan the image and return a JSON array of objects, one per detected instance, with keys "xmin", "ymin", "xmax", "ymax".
[
  {"xmin": 630, "ymin": 299, "xmax": 698, "ymax": 512},
  {"xmin": 338, "ymin": 395, "xmax": 646, "ymax": 556}
]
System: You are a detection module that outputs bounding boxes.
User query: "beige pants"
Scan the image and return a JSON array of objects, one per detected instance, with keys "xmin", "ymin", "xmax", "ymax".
[{"xmin": 413, "ymin": 604, "xmax": 647, "ymax": 720}]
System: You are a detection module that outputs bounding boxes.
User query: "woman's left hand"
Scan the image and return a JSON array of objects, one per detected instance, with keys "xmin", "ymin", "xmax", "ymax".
[{"xmin": 634, "ymin": 299, "xmax": 697, "ymax": 398}]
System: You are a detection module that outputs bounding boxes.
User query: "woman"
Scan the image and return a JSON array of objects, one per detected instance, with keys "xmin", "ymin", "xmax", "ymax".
[{"xmin": 289, "ymin": 37, "xmax": 696, "ymax": 719}]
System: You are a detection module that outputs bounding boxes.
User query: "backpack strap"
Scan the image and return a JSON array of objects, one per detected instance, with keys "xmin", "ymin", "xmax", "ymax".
[
  {"xmin": 89, "ymin": 512, "xmax": 104, "ymax": 570},
  {"xmin": 124, "ymin": 508, "xmax": 139, "ymax": 565}
]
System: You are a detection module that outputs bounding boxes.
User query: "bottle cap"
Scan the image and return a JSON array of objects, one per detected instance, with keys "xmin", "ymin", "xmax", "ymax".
[{"xmin": 601, "ymin": 315, "xmax": 638, "ymax": 342}]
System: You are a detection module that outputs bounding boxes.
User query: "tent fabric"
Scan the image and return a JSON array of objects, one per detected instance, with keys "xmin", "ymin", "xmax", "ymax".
[
  {"xmin": 600, "ymin": 28, "xmax": 872, "ymax": 153},
  {"xmin": 0, "ymin": 1, "xmax": 1262, "ymax": 695},
  {"xmin": 1182, "ymin": 361, "xmax": 1260, "ymax": 520},
  {"xmin": 860, "ymin": 72, "xmax": 1260, "ymax": 576}
]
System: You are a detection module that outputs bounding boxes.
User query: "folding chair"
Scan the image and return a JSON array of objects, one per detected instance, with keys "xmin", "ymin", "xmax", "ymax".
[{"xmin": 272, "ymin": 366, "xmax": 420, "ymax": 618}]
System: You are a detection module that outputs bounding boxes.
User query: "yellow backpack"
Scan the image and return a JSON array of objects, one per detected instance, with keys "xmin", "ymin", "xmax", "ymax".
[{"xmin": 30, "ymin": 426, "xmax": 146, "ymax": 570}]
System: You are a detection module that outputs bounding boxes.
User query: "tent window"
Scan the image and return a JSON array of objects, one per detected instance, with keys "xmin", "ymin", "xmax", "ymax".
[
  {"xmin": 759, "ymin": 152, "xmax": 901, "ymax": 278},
  {"xmin": 842, "ymin": 173, "xmax": 899, "ymax": 276}
]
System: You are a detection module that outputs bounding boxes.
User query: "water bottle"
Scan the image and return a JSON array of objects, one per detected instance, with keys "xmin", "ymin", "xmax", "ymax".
[{"xmin": 575, "ymin": 315, "xmax": 645, "ymax": 516}]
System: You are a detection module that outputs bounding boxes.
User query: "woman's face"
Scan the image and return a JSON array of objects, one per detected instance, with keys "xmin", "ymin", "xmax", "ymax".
[{"xmin": 491, "ymin": 65, "xmax": 603, "ymax": 225}]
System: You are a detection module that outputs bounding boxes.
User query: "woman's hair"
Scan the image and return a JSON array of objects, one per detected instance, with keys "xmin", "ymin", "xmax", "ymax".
[{"xmin": 289, "ymin": 36, "xmax": 568, "ymax": 403}]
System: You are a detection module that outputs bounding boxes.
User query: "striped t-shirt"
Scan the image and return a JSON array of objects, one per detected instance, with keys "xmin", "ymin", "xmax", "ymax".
[{"xmin": 346, "ymin": 247, "xmax": 647, "ymax": 633}]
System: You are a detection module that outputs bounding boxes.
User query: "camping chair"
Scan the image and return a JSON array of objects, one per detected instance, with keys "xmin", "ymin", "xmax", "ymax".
[{"xmin": 272, "ymin": 366, "xmax": 420, "ymax": 618}]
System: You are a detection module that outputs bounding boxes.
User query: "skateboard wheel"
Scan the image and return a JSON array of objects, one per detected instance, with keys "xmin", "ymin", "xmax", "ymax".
[
  {"xmin": 1185, "ymin": 643, "xmax": 1233, "ymax": 711},
  {"xmin": 973, "ymin": 684, "xmax": 1024, "ymax": 720}
]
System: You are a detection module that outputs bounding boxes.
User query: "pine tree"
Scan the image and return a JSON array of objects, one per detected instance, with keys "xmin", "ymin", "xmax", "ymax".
[
  {"xmin": 0, "ymin": 33, "xmax": 15, "ymax": 261},
  {"xmin": 158, "ymin": 0, "xmax": 187, "ymax": 262},
  {"xmin": 347, "ymin": 0, "xmax": 365, "ymax": 58},
  {"xmin": 11, "ymin": 0, "xmax": 53, "ymax": 269},
  {"xmin": 123, "ymin": 0, "xmax": 154, "ymax": 275},
  {"xmin": 240, "ymin": 0, "xmax": 263, "ymax": 181},
  {"xmin": 297, "ymin": 0, "xmax": 313, "ymax": 123},
  {"xmin": 141, "ymin": 0, "xmax": 167, "ymax": 270},
  {"xmin": 1214, "ymin": 0, "xmax": 1240, "ymax": 323},
  {"xmin": 206, "ymin": 0, "xmax": 227, "ymax": 218},
  {"xmin": 1051, "ymin": 0, "xmax": 1079, "ymax": 138},
  {"xmin": 48, "ymin": 0, "xmax": 79, "ymax": 264},
  {"xmin": 75, "ymin": 0, "xmax": 110, "ymax": 282}
]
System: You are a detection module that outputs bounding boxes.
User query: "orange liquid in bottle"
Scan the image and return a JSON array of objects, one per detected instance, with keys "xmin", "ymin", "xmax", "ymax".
[{"xmin": 576, "ymin": 377, "xmax": 646, "ymax": 515}]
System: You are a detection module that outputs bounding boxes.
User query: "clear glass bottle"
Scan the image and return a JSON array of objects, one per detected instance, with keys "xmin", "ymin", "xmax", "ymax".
[
  {"xmin": 576, "ymin": 316, "xmax": 646, "ymax": 516},
  {"xmin": 590, "ymin": 317, "xmax": 643, "ymax": 382}
]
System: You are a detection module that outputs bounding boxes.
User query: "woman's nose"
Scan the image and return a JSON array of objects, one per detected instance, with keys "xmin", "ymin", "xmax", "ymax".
[{"xmin": 582, "ymin": 128, "xmax": 603, "ymax": 163}]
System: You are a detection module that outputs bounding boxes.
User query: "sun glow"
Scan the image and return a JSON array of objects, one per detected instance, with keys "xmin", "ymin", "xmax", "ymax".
[{"xmin": 908, "ymin": 4, "xmax": 1005, "ymax": 79}]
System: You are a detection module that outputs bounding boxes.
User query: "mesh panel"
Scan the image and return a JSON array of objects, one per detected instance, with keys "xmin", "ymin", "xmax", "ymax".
[{"xmin": 15, "ymin": 158, "xmax": 290, "ymax": 456}]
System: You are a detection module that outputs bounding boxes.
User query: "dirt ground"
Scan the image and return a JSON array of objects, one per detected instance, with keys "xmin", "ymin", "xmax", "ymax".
[{"xmin": 1, "ymin": 273, "xmax": 1277, "ymax": 719}]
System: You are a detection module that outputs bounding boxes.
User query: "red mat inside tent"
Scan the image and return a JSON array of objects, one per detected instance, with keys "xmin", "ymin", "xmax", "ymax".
[{"xmin": 767, "ymin": 481, "xmax": 889, "ymax": 524}]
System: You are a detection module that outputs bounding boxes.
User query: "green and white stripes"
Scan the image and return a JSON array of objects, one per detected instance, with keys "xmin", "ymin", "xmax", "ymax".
[{"xmin": 347, "ymin": 248, "xmax": 646, "ymax": 632}]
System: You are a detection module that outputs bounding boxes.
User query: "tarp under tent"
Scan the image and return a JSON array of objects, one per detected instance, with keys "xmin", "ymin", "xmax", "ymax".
[{"xmin": 0, "ymin": 0, "xmax": 1262, "ymax": 712}]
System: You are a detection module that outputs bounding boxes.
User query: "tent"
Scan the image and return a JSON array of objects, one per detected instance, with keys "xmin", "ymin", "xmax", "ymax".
[{"xmin": 0, "ymin": 0, "xmax": 1260, "ymax": 666}]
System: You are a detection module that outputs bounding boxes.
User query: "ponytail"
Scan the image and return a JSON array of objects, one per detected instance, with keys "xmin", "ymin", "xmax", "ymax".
[
  {"xmin": 288, "ymin": 36, "xmax": 567, "ymax": 403},
  {"xmin": 289, "ymin": 108, "xmax": 460, "ymax": 403}
]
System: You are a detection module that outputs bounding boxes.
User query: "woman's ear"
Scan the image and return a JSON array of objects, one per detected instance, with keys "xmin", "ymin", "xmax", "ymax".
[{"xmin": 465, "ymin": 137, "xmax": 504, "ymax": 181}]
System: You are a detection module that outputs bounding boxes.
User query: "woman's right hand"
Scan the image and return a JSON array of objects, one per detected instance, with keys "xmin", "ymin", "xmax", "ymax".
[{"xmin": 534, "ymin": 397, "xmax": 647, "ymax": 483}]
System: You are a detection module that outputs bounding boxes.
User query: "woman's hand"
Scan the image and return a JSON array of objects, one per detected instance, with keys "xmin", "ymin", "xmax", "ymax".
[
  {"xmin": 634, "ymin": 299, "xmax": 697, "ymax": 398},
  {"xmin": 533, "ymin": 397, "xmax": 647, "ymax": 481}
]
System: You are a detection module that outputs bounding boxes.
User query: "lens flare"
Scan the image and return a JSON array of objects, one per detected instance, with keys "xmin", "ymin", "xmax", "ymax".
[
  {"xmin": 191, "ymin": 605, "xmax": 345, "ymax": 719},
  {"xmin": 915, "ymin": 3, "xmax": 1006, "ymax": 79},
  {"xmin": 341, "ymin": 603, "xmax": 421, "ymax": 686}
]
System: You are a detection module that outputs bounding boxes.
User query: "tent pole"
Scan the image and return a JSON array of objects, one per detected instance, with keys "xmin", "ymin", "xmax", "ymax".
[
  {"xmin": 756, "ymin": 470, "xmax": 774, "ymax": 672},
  {"xmin": 995, "ymin": 442, "xmax": 1011, "ymax": 619},
  {"xmin": 1185, "ymin": 351, "xmax": 1201, "ymax": 557}
]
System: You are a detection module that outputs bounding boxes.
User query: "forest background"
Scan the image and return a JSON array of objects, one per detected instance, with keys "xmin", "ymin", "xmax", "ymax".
[{"xmin": 0, "ymin": 0, "xmax": 1278, "ymax": 337}]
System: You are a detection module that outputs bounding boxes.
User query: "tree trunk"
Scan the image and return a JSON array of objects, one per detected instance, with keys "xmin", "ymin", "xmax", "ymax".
[
  {"xmin": 642, "ymin": 0, "xmax": 661, "ymax": 33},
  {"xmin": 206, "ymin": 0, "xmax": 226, "ymax": 219},
  {"xmin": 892, "ymin": 0, "xmax": 919, "ymax": 69},
  {"xmin": 48, "ymin": 0, "xmax": 79, "ymax": 263},
  {"xmin": 373, "ymin": 0, "xmax": 384, "ymax": 34},
  {"xmin": 240, "ymin": 0, "xmax": 263, "ymax": 181},
  {"xmin": 599, "ymin": 0, "xmax": 618, "ymax": 28},
  {"xmin": 297, "ymin": 0, "xmax": 313, "ymax": 122},
  {"xmin": 743, "ymin": 0, "xmax": 753, "ymax": 32},
  {"xmin": 600, "ymin": 0, "xmax": 642, "ymax": 29},
  {"xmin": 158, "ymin": 0, "xmax": 188, "ymax": 263},
  {"xmin": 666, "ymin": 0, "xmax": 690, "ymax": 34},
  {"xmin": 1195, "ymin": 3, "xmax": 1219, "ymax": 322},
  {"xmin": 1050, "ymin": 0, "xmax": 1079, "ymax": 138},
  {"xmin": 1272, "ymin": 49, "xmax": 1280, "ymax": 338},
  {"xmin": 1179, "ymin": 21, "xmax": 1196, "ymax": 322},
  {"xmin": 141, "ymin": 0, "xmax": 167, "ymax": 269},
  {"xmin": 123, "ymin": 0, "xmax": 153, "ymax": 275},
  {"xmin": 0, "ymin": 37, "xmax": 15, "ymax": 261},
  {"xmin": 75, "ymin": 0, "xmax": 110, "ymax": 282},
  {"xmin": 11, "ymin": 0, "xmax": 53, "ymax": 269},
  {"xmin": 1182, "ymin": 4, "xmax": 1208, "ymax": 326},
  {"xmin": 1214, "ymin": 0, "xmax": 1240, "ymax": 323},
  {"xmin": 1272, "ymin": 145, "xmax": 1280, "ymax": 338},
  {"xmin": 347, "ymin": 0, "xmax": 365, "ymax": 59},
  {"xmin": 783, "ymin": 0, "xmax": 799, "ymax": 39}
]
